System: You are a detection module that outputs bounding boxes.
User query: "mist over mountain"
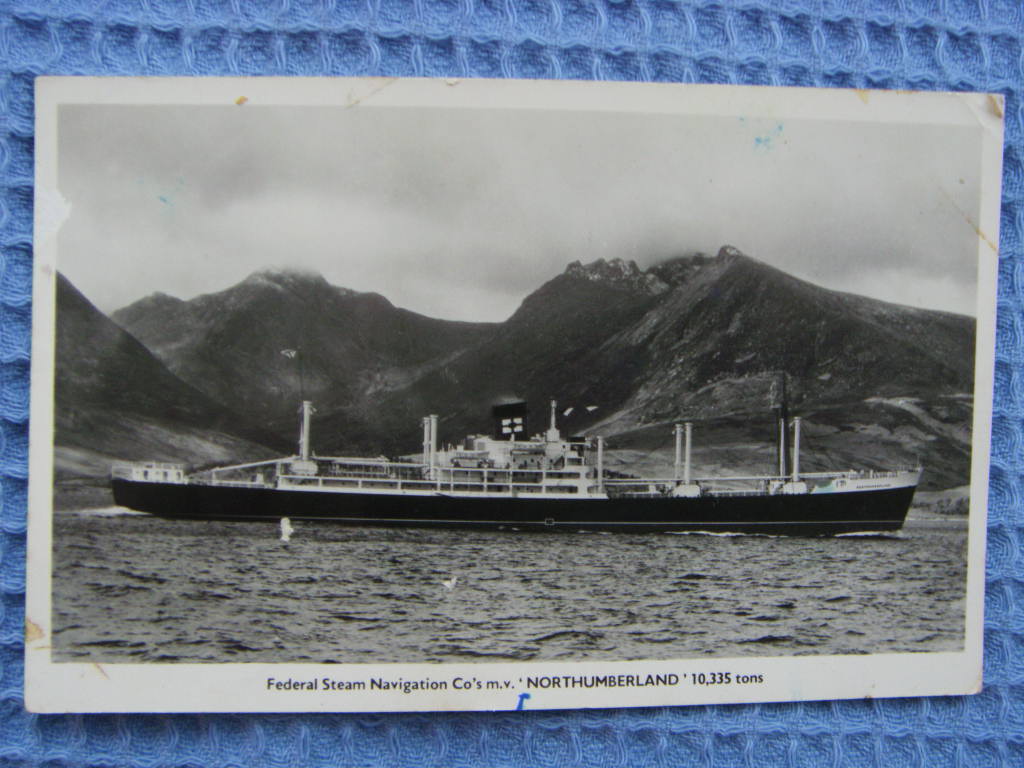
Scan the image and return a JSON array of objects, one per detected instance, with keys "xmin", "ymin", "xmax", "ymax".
[{"xmin": 96, "ymin": 246, "xmax": 976, "ymax": 489}]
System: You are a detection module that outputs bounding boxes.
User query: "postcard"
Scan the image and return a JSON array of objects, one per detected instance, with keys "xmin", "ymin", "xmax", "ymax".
[{"xmin": 25, "ymin": 77, "xmax": 1001, "ymax": 712}]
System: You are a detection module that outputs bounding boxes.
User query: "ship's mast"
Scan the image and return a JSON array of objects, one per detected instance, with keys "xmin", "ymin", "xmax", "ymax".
[
  {"xmin": 674, "ymin": 422, "xmax": 694, "ymax": 485},
  {"xmin": 776, "ymin": 373, "xmax": 790, "ymax": 478},
  {"xmin": 778, "ymin": 419, "xmax": 786, "ymax": 477},
  {"xmin": 792, "ymin": 416, "xmax": 801, "ymax": 481},
  {"xmin": 298, "ymin": 400, "xmax": 314, "ymax": 460},
  {"xmin": 429, "ymin": 414, "xmax": 439, "ymax": 471},
  {"xmin": 684, "ymin": 422, "xmax": 692, "ymax": 485},
  {"xmin": 674, "ymin": 424, "xmax": 682, "ymax": 481},
  {"xmin": 547, "ymin": 399, "xmax": 560, "ymax": 441},
  {"xmin": 422, "ymin": 417, "xmax": 431, "ymax": 465}
]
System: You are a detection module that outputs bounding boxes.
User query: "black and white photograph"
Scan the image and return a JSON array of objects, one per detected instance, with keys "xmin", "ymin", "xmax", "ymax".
[{"xmin": 26, "ymin": 78, "xmax": 1000, "ymax": 713}]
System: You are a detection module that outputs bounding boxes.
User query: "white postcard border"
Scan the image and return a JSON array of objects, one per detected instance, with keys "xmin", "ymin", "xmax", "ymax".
[{"xmin": 25, "ymin": 76, "xmax": 1002, "ymax": 714}]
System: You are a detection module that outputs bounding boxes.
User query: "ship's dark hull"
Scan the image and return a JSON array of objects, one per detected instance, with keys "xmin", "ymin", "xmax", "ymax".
[{"xmin": 111, "ymin": 479, "xmax": 915, "ymax": 536}]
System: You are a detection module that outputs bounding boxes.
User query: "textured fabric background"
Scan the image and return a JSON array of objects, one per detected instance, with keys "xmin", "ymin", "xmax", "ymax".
[{"xmin": 1, "ymin": 1, "xmax": 1022, "ymax": 766}]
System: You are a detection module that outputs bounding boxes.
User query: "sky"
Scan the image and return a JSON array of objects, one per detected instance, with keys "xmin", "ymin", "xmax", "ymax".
[{"xmin": 57, "ymin": 100, "xmax": 985, "ymax": 322}]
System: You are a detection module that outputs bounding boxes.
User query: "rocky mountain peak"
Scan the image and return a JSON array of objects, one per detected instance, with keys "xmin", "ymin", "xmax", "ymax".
[
  {"xmin": 126, "ymin": 291, "xmax": 185, "ymax": 312},
  {"xmin": 241, "ymin": 268, "xmax": 357, "ymax": 299},
  {"xmin": 111, "ymin": 290, "xmax": 187, "ymax": 331},
  {"xmin": 244, "ymin": 267, "xmax": 327, "ymax": 288},
  {"xmin": 717, "ymin": 244, "xmax": 748, "ymax": 261},
  {"xmin": 565, "ymin": 256, "xmax": 640, "ymax": 279},
  {"xmin": 564, "ymin": 257, "xmax": 669, "ymax": 295},
  {"xmin": 646, "ymin": 253, "xmax": 716, "ymax": 288},
  {"xmin": 563, "ymin": 248, "xmax": 743, "ymax": 295}
]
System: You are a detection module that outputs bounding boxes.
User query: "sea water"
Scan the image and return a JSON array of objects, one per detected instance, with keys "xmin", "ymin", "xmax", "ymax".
[{"xmin": 51, "ymin": 510, "xmax": 968, "ymax": 663}]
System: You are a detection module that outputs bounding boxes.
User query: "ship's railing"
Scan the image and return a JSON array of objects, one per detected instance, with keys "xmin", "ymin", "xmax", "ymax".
[
  {"xmin": 111, "ymin": 462, "xmax": 187, "ymax": 483},
  {"xmin": 432, "ymin": 466, "xmax": 591, "ymax": 492},
  {"xmin": 604, "ymin": 485, "xmax": 671, "ymax": 498},
  {"xmin": 318, "ymin": 459, "xmax": 590, "ymax": 481},
  {"xmin": 316, "ymin": 456, "xmax": 425, "ymax": 468},
  {"xmin": 600, "ymin": 469, "xmax": 914, "ymax": 486},
  {"xmin": 207, "ymin": 479, "xmax": 272, "ymax": 488},
  {"xmin": 265, "ymin": 457, "xmax": 917, "ymax": 496},
  {"xmin": 318, "ymin": 456, "xmax": 593, "ymax": 474},
  {"xmin": 207, "ymin": 459, "xmax": 283, "ymax": 473},
  {"xmin": 600, "ymin": 468, "xmax": 917, "ymax": 498},
  {"xmin": 794, "ymin": 469, "xmax": 916, "ymax": 480},
  {"xmin": 196, "ymin": 458, "xmax": 283, "ymax": 487},
  {"xmin": 112, "ymin": 461, "xmax": 185, "ymax": 474},
  {"xmin": 702, "ymin": 488, "xmax": 772, "ymax": 497},
  {"xmin": 277, "ymin": 472, "xmax": 593, "ymax": 495}
]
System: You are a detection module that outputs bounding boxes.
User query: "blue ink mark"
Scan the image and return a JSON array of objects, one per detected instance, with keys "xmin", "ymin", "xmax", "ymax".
[
  {"xmin": 754, "ymin": 122, "xmax": 784, "ymax": 152},
  {"xmin": 158, "ymin": 178, "xmax": 186, "ymax": 207},
  {"xmin": 516, "ymin": 692, "xmax": 530, "ymax": 710}
]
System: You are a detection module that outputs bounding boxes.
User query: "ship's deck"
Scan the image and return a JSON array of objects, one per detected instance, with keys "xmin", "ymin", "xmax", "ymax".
[{"xmin": 114, "ymin": 455, "xmax": 919, "ymax": 500}]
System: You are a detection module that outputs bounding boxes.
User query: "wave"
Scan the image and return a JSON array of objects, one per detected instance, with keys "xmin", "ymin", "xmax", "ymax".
[
  {"xmin": 67, "ymin": 506, "xmax": 147, "ymax": 517},
  {"xmin": 738, "ymin": 634, "xmax": 796, "ymax": 645}
]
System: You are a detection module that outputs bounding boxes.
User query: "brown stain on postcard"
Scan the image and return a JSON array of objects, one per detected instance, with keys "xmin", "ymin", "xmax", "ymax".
[
  {"xmin": 25, "ymin": 619, "xmax": 44, "ymax": 643},
  {"xmin": 346, "ymin": 78, "xmax": 398, "ymax": 108},
  {"xmin": 940, "ymin": 185, "xmax": 998, "ymax": 254},
  {"xmin": 988, "ymin": 93, "xmax": 1004, "ymax": 119},
  {"xmin": 968, "ymin": 216, "xmax": 999, "ymax": 254}
]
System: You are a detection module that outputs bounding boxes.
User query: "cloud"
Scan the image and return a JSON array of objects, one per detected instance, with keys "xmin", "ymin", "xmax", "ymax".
[{"xmin": 57, "ymin": 102, "xmax": 984, "ymax": 320}]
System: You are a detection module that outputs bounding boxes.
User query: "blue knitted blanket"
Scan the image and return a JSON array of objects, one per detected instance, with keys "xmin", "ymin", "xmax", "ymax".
[{"xmin": 1, "ymin": 1, "xmax": 1022, "ymax": 765}]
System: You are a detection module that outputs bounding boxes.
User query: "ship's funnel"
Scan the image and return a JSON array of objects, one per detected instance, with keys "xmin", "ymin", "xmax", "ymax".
[{"xmin": 492, "ymin": 401, "xmax": 528, "ymax": 441}]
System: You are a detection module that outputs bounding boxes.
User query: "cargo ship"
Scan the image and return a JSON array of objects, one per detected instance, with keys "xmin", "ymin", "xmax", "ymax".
[{"xmin": 110, "ymin": 397, "xmax": 920, "ymax": 536}]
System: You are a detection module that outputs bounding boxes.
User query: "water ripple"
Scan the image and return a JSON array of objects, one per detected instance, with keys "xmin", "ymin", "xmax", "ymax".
[{"xmin": 52, "ymin": 514, "xmax": 969, "ymax": 663}]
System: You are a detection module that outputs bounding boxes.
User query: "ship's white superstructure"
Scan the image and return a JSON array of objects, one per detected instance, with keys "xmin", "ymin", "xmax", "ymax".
[{"xmin": 113, "ymin": 399, "xmax": 919, "ymax": 501}]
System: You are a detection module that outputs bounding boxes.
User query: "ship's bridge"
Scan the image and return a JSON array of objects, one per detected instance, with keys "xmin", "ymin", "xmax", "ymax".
[{"xmin": 443, "ymin": 434, "xmax": 587, "ymax": 472}]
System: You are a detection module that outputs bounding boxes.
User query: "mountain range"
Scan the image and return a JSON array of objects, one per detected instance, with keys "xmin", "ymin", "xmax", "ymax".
[
  {"xmin": 111, "ymin": 269, "xmax": 494, "ymax": 433},
  {"xmin": 53, "ymin": 274, "xmax": 291, "ymax": 505},
  {"xmin": 56, "ymin": 246, "xmax": 977, "ymax": 494}
]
